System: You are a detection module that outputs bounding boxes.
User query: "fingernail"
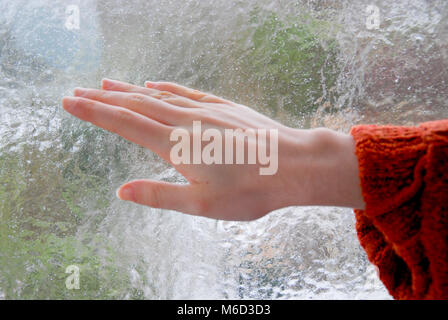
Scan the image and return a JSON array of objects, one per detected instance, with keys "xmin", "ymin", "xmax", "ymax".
[
  {"xmin": 117, "ymin": 185, "xmax": 135, "ymax": 202},
  {"xmin": 145, "ymin": 81, "xmax": 156, "ymax": 88},
  {"xmin": 62, "ymin": 96, "xmax": 78, "ymax": 113},
  {"xmin": 102, "ymin": 78, "xmax": 115, "ymax": 89},
  {"xmin": 73, "ymin": 87, "xmax": 87, "ymax": 96}
]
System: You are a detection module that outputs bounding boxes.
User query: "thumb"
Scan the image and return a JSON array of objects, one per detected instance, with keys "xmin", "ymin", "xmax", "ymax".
[{"xmin": 116, "ymin": 179, "xmax": 204, "ymax": 214}]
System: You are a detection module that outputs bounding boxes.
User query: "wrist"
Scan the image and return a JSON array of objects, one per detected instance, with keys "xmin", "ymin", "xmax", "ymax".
[{"xmin": 282, "ymin": 127, "xmax": 365, "ymax": 209}]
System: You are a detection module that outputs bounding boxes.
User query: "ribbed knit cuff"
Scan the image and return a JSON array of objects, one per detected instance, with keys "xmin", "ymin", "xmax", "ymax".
[{"xmin": 350, "ymin": 124, "xmax": 427, "ymax": 216}]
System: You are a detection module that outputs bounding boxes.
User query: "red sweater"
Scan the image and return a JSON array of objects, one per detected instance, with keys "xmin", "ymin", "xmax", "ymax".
[{"xmin": 351, "ymin": 119, "xmax": 448, "ymax": 300}]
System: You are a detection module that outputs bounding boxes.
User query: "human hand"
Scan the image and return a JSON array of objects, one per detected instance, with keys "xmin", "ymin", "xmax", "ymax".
[{"xmin": 62, "ymin": 79, "xmax": 364, "ymax": 221}]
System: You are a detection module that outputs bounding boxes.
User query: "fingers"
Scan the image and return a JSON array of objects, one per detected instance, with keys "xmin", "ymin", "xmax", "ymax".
[
  {"xmin": 145, "ymin": 81, "xmax": 229, "ymax": 104},
  {"xmin": 117, "ymin": 180, "xmax": 206, "ymax": 215},
  {"xmin": 102, "ymin": 78, "xmax": 157, "ymax": 96},
  {"xmin": 102, "ymin": 78, "xmax": 208, "ymax": 109},
  {"xmin": 62, "ymin": 96, "xmax": 172, "ymax": 157},
  {"xmin": 102, "ymin": 78, "xmax": 230, "ymax": 108},
  {"xmin": 73, "ymin": 87, "xmax": 189, "ymax": 126}
]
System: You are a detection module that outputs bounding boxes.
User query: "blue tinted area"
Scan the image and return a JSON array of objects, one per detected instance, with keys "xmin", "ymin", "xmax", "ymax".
[{"xmin": 11, "ymin": 4, "xmax": 102, "ymax": 71}]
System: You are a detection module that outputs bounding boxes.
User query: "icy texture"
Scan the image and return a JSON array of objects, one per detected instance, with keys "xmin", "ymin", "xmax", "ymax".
[{"xmin": 1, "ymin": 0, "xmax": 447, "ymax": 299}]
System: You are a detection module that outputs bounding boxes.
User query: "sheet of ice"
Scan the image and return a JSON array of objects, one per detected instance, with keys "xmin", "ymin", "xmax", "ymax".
[{"xmin": 1, "ymin": 0, "xmax": 447, "ymax": 299}]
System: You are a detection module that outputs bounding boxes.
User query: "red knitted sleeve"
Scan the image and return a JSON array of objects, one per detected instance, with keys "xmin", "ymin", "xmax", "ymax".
[{"xmin": 350, "ymin": 119, "xmax": 448, "ymax": 300}]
